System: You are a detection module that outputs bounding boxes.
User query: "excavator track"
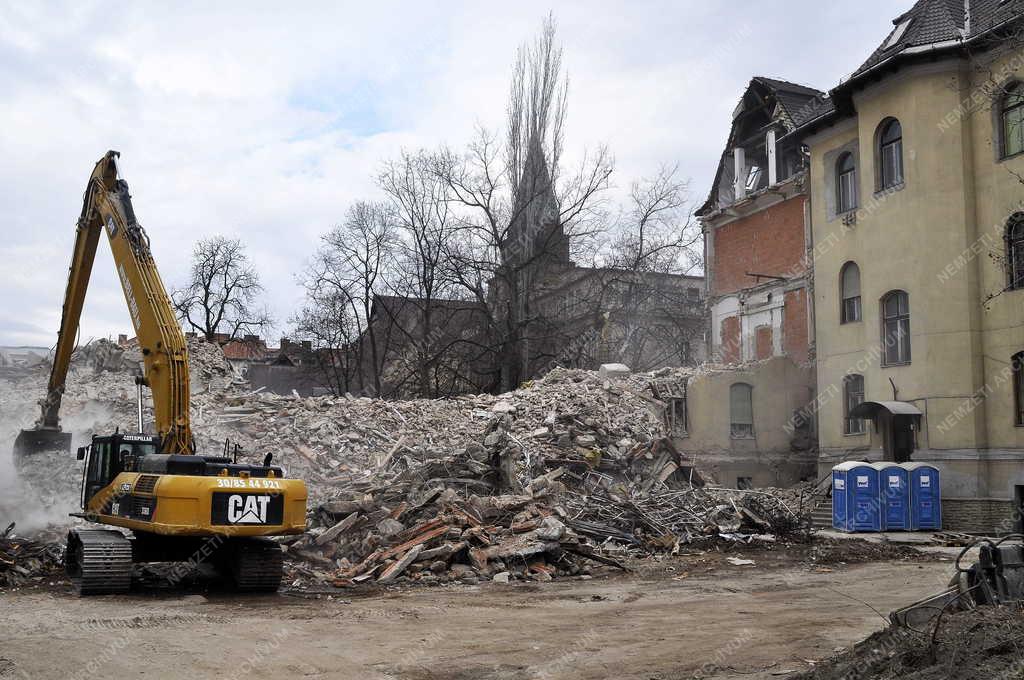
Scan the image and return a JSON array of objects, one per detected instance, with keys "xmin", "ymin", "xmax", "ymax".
[
  {"xmin": 65, "ymin": 528, "xmax": 133, "ymax": 595},
  {"xmin": 229, "ymin": 538, "xmax": 284, "ymax": 592}
]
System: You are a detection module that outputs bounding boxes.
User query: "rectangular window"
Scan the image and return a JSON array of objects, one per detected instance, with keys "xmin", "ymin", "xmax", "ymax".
[
  {"xmin": 1006, "ymin": 106, "xmax": 1024, "ymax": 158},
  {"xmin": 842, "ymin": 296, "xmax": 862, "ymax": 324},
  {"xmin": 844, "ymin": 376, "xmax": 866, "ymax": 435},
  {"xmin": 838, "ymin": 170, "xmax": 856, "ymax": 213},
  {"xmin": 881, "ymin": 140, "xmax": 903, "ymax": 187},
  {"xmin": 745, "ymin": 166, "xmax": 762, "ymax": 192},
  {"xmin": 883, "ymin": 317, "xmax": 911, "ymax": 365},
  {"xmin": 730, "ymin": 383, "xmax": 754, "ymax": 439},
  {"xmin": 736, "ymin": 476, "xmax": 754, "ymax": 490},
  {"xmin": 667, "ymin": 397, "xmax": 688, "ymax": 435},
  {"xmin": 1014, "ymin": 353, "xmax": 1024, "ymax": 427}
]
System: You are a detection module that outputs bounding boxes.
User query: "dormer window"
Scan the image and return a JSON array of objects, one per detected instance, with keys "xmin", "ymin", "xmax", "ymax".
[
  {"xmin": 883, "ymin": 19, "xmax": 912, "ymax": 50},
  {"xmin": 745, "ymin": 166, "xmax": 762, "ymax": 192}
]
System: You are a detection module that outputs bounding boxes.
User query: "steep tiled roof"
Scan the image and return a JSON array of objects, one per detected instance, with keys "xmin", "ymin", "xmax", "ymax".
[
  {"xmin": 849, "ymin": 0, "xmax": 1023, "ymax": 82},
  {"xmin": 751, "ymin": 77, "xmax": 830, "ymax": 128}
]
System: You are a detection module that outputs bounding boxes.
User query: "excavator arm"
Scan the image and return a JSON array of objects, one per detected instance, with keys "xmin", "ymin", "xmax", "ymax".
[{"xmin": 15, "ymin": 151, "xmax": 193, "ymax": 456}]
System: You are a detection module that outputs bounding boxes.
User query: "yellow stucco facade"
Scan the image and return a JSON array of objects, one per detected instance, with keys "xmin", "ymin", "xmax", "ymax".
[{"xmin": 807, "ymin": 48, "xmax": 1024, "ymax": 514}]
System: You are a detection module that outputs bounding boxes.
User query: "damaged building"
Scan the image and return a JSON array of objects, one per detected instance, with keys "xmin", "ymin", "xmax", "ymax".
[{"xmin": 689, "ymin": 77, "xmax": 825, "ymax": 488}]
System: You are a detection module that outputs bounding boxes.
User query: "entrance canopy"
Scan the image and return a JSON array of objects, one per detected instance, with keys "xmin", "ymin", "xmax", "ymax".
[{"xmin": 849, "ymin": 400, "xmax": 922, "ymax": 419}]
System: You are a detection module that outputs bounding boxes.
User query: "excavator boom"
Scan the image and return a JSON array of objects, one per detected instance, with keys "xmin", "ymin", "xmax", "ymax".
[{"xmin": 15, "ymin": 150, "xmax": 192, "ymax": 457}]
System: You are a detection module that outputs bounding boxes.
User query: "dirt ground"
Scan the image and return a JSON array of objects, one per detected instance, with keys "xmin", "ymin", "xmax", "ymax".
[{"xmin": 0, "ymin": 552, "xmax": 958, "ymax": 680}]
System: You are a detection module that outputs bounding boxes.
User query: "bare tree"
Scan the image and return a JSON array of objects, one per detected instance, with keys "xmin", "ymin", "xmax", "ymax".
[
  {"xmin": 296, "ymin": 201, "xmax": 397, "ymax": 395},
  {"xmin": 604, "ymin": 165, "xmax": 701, "ymax": 274},
  {"xmin": 172, "ymin": 236, "xmax": 271, "ymax": 341},
  {"xmin": 379, "ymin": 149, "xmax": 478, "ymax": 398},
  {"xmin": 434, "ymin": 15, "xmax": 614, "ymax": 391},
  {"xmin": 290, "ymin": 287, "xmax": 362, "ymax": 396}
]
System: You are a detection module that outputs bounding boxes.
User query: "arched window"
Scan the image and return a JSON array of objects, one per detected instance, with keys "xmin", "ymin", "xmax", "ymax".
[
  {"xmin": 730, "ymin": 383, "xmax": 754, "ymax": 439},
  {"xmin": 1008, "ymin": 213, "xmax": 1024, "ymax": 290},
  {"xmin": 1014, "ymin": 352, "xmax": 1024, "ymax": 426},
  {"xmin": 1002, "ymin": 83, "xmax": 1024, "ymax": 158},
  {"xmin": 881, "ymin": 290, "xmax": 911, "ymax": 366},
  {"xmin": 878, "ymin": 119, "xmax": 904, "ymax": 189},
  {"xmin": 844, "ymin": 374, "xmax": 866, "ymax": 435},
  {"xmin": 836, "ymin": 152, "xmax": 857, "ymax": 213},
  {"xmin": 840, "ymin": 262, "xmax": 862, "ymax": 323}
]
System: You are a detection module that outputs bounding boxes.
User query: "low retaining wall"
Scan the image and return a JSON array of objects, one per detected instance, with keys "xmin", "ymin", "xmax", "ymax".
[{"xmin": 941, "ymin": 498, "xmax": 1018, "ymax": 534}]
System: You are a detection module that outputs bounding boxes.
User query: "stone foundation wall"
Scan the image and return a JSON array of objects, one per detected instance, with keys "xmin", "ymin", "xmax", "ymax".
[{"xmin": 941, "ymin": 498, "xmax": 1018, "ymax": 534}]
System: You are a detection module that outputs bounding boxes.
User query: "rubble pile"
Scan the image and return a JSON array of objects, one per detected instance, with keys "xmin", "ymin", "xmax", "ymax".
[
  {"xmin": 2, "ymin": 338, "xmax": 813, "ymax": 590},
  {"xmin": 0, "ymin": 524, "xmax": 64, "ymax": 588},
  {"xmin": 188, "ymin": 365, "xmax": 667, "ymax": 505},
  {"xmin": 285, "ymin": 416, "xmax": 809, "ymax": 587},
  {"xmin": 794, "ymin": 606, "xmax": 1024, "ymax": 680}
]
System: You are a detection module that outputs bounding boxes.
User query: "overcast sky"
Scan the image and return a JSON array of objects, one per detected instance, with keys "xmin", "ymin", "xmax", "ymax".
[{"xmin": 0, "ymin": 1, "xmax": 912, "ymax": 348}]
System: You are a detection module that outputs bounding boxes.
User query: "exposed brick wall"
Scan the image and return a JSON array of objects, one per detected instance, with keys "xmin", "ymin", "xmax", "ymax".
[
  {"xmin": 755, "ymin": 325, "xmax": 773, "ymax": 360},
  {"xmin": 783, "ymin": 288, "xmax": 809, "ymax": 364},
  {"xmin": 720, "ymin": 315, "xmax": 740, "ymax": 363},
  {"xmin": 710, "ymin": 196, "xmax": 807, "ymax": 297},
  {"xmin": 942, "ymin": 499, "xmax": 1017, "ymax": 534}
]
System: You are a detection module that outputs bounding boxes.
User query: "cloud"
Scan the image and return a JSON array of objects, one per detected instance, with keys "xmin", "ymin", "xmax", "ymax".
[{"xmin": 0, "ymin": 1, "xmax": 910, "ymax": 346}]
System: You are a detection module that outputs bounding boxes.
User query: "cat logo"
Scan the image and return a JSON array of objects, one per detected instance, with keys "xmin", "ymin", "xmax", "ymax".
[
  {"xmin": 227, "ymin": 494, "xmax": 270, "ymax": 524},
  {"xmin": 105, "ymin": 215, "xmax": 118, "ymax": 238}
]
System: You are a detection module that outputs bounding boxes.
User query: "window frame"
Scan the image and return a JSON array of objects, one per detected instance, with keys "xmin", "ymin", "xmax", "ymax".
[
  {"xmin": 840, "ymin": 261, "xmax": 862, "ymax": 324},
  {"xmin": 667, "ymin": 396, "xmax": 688, "ymax": 435},
  {"xmin": 881, "ymin": 290, "xmax": 912, "ymax": 366},
  {"xmin": 843, "ymin": 374, "xmax": 867, "ymax": 435},
  {"xmin": 1008, "ymin": 213, "xmax": 1024, "ymax": 291},
  {"xmin": 1001, "ymin": 82, "xmax": 1024, "ymax": 160},
  {"xmin": 729, "ymin": 382, "xmax": 755, "ymax": 439},
  {"xmin": 836, "ymin": 152, "xmax": 857, "ymax": 214},
  {"xmin": 878, "ymin": 118, "xmax": 904, "ymax": 190},
  {"xmin": 1013, "ymin": 352, "xmax": 1024, "ymax": 427}
]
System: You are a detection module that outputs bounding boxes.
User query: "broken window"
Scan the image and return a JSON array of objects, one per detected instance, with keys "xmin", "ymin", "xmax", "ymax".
[
  {"xmin": 878, "ymin": 119, "xmax": 903, "ymax": 189},
  {"xmin": 840, "ymin": 261, "xmax": 862, "ymax": 323},
  {"xmin": 1002, "ymin": 82, "xmax": 1024, "ymax": 158},
  {"xmin": 844, "ymin": 374, "xmax": 866, "ymax": 435},
  {"xmin": 729, "ymin": 383, "xmax": 754, "ymax": 439},
  {"xmin": 667, "ymin": 398, "xmax": 687, "ymax": 435},
  {"xmin": 736, "ymin": 476, "xmax": 753, "ymax": 490},
  {"xmin": 881, "ymin": 290, "xmax": 911, "ymax": 366},
  {"xmin": 651, "ymin": 379, "xmax": 688, "ymax": 435},
  {"xmin": 1008, "ymin": 213, "xmax": 1024, "ymax": 290},
  {"xmin": 1014, "ymin": 352, "xmax": 1024, "ymax": 427},
  {"xmin": 836, "ymin": 152, "xmax": 857, "ymax": 213},
  {"xmin": 745, "ymin": 165, "xmax": 762, "ymax": 192}
]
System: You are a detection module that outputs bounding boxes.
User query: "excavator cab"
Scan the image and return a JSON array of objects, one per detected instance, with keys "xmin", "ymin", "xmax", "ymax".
[{"xmin": 77, "ymin": 433, "xmax": 158, "ymax": 509}]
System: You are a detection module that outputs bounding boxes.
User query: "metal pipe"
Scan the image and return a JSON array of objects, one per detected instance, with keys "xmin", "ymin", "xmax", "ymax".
[{"xmin": 135, "ymin": 376, "xmax": 145, "ymax": 433}]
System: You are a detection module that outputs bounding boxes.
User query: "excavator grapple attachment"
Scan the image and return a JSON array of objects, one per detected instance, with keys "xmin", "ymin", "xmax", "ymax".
[{"xmin": 13, "ymin": 427, "xmax": 72, "ymax": 459}]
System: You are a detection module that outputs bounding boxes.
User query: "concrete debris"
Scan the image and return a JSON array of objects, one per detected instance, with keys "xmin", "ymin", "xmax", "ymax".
[
  {"xmin": 1, "ymin": 338, "xmax": 813, "ymax": 591},
  {"xmin": 598, "ymin": 363, "xmax": 631, "ymax": 379}
]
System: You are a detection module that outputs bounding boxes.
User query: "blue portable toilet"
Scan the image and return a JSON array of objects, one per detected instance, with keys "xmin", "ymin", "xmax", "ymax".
[
  {"xmin": 872, "ymin": 462, "xmax": 911, "ymax": 531},
  {"xmin": 904, "ymin": 462, "xmax": 942, "ymax": 530},
  {"xmin": 832, "ymin": 461, "xmax": 881, "ymax": 532}
]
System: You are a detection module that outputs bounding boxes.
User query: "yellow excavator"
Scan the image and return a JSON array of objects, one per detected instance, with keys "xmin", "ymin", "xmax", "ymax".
[{"xmin": 14, "ymin": 151, "xmax": 307, "ymax": 595}]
